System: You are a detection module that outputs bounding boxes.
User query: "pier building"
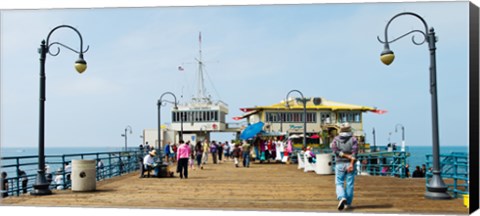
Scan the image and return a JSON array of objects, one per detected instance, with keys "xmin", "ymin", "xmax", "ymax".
[{"xmin": 235, "ymin": 97, "xmax": 382, "ymax": 150}]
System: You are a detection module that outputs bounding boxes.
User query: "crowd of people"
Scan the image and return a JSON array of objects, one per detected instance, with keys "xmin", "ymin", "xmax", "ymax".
[
  {"xmin": 170, "ymin": 136, "xmax": 295, "ymax": 167},
  {"xmin": 139, "ymin": 136, "xmax": 299, "ymax": 179}
]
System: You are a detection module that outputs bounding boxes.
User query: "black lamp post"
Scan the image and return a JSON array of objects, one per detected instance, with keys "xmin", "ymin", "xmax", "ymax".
[
  {"xmin": 378, "ymin": 12, "xmax": 450, "ymax": 199},
  {"xmin": 278, "ymin": 112, "xmax": 284, "ymax": 132},
  {"xmin": 31, "ymin": 25, "xmax": 88, "ymax": 196},
  {"xmin": 285, "ymin": 90, "xmax": 307, "ymax": 148},
  {"xmin": 158, "ymin": 92, "xmax": 180, "ymax": 151},
  {"xmin": 372, "ymin": 127, "xmax": 376, "ymax": 152},
  {"xmin": 395, "ymin": 123, "xmax": 406, "ymax": 152},
  {"xmin": 121, "ymin": 125, "xmax": 132, "ymax": 151},
  {"xmin": 388, "ymin": 131, "xmax": 393, "ymax": 146}
]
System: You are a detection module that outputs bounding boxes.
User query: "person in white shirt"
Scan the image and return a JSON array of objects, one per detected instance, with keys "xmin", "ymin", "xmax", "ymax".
[
  {"xmin": 229, "ymin": 141, "xmax": 235, "ymax": 160},
  {"xmin": 142, "ymin": 150, "xmax": 157, "ymax": 178},
  {"xmin": 275, "ymin": 138, "xmax": 285, "ymax": 161},
  {"xmin": 54, "ymin": 168, "xmax": 64, "ymax": 190},
  {"xmin": 97, "ymin": 159, "xmax": 105, "ymax": 180}
]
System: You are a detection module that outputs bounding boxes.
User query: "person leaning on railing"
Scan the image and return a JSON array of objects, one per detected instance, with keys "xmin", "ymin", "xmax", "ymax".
[
  {"xmin": 97, "ymin": 159, "xmax": 105, "ymax": 180},
  {"xmin": 1, "ymin": 171, "xmax": 8, "ymax": 198},
  {"xmin": 17, "ymin": 169, "xmax": 28, "ymax": 194}
]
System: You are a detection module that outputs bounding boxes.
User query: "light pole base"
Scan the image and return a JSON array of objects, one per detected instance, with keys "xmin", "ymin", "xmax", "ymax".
[
  {"xmin": 425, "ymin": 171, "xmax": 451, "ymax": 200},
  {"xmin": 30, "ymin": 172, "xmax": 52, "ymax": 196},
  {"xmin": 30, "ymin": 185, "xmax": 52, "ymax": 196}
]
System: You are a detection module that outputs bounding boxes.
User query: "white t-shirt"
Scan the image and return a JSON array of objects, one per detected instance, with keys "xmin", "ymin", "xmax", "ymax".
[
  {"xmin": 143, "ymin": 154, "xmax": 154, "ymax": 166},
  {"xmin": 276, "ymin": 141, "xmax": 285, "ymax": 152},
  {"xmin": 65, "ymin": 165, "xmax": 72, "ymax": 173},
  {"xmin": 277, "ymin": 141, "xmax": 285, "ymax": 152},
  {"xmin": 54, "ymin": 175, "xmax": 64, "ymax": 189}
]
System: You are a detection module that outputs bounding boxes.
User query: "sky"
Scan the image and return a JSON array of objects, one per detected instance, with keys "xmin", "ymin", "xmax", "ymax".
[{"xmin": 0, "ymin": 0, "xmax": 474, "ymax": 149}]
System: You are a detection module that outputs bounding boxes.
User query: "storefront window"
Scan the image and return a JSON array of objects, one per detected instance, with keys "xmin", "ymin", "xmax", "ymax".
[
  {"xmin": 338, "ymin": 113, "xmax": 347, "ymax": 123},
  {"xmin": 354, "ymin": 113, "xmax": 361, "ymax": 122}
]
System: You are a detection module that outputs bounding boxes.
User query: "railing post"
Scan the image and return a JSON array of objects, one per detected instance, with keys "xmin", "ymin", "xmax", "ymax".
[
  {"xmin": 96, "ymin": 153, "xmax": 99, "ymax": 181},
  {"xmin": 61, "ymin": 155, "xmax": 64, "ymax": 190},
  {"xmin": 118, "ymin": 153, "xmax": 121, "ymax": 176},
  {"xmin": 453, "ymin": 155, "xmax": 458, "ymax": 198},
  {"xmin": 15, "ymin": 158, "xmax": 20, "ymax": 196},
  {"xmin": 401, "ymin": 152, "xmax": 405, "ymax": 178},
  {"xmin": 108, "ymin": 153, "xmax": 112, "ymax": 178}
]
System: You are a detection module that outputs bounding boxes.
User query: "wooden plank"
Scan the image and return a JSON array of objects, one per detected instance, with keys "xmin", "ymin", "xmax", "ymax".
[{"xmin": 0, "ymin": 159, "xmax": 467, "ymax": 214}]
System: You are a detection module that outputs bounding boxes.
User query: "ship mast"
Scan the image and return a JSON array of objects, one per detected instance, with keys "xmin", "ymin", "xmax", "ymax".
[{"xmin": 196, "ymin": 32, "xmax": 208, "ymax": 102}]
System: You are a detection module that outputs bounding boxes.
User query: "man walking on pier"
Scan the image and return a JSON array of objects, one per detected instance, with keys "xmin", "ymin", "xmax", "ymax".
[{"xmin": 331, "ymin": 123, "xmax": 358, "ymax": 211}]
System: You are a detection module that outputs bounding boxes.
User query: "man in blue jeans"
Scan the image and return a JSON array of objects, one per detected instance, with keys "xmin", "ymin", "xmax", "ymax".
[
  {"xmin": 241, "ymin": 140, "xmax": 251, "ymax": 167},
  {"xmin": 331, "ymin": 123, "xmax": 358, "ymax": 211}
]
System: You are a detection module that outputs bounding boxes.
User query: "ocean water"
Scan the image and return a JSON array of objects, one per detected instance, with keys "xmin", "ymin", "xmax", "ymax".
[
  {"xmin": 0, "ymin": 146, "xmax": 125, "ymax": 157},
  {"xmin": 403, "ymin": 145, "xmax": 468, "ymax": 171}
]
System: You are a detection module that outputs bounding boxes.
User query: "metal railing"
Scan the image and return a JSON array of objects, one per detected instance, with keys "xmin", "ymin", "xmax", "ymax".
[
  {"xmin": 425, "ymin": 152, "xmax": 469, "ymax": 198},
  {"xmin": 354, "ymin": 150, "xmax": 409, "ymax": 178},
  {"xmin": 1, "ymin": 148, "xmax": 163, "ymax": 197},
  {"xmin": 290, "ymin": 146, "xmax": 409, "ymax": 178}
]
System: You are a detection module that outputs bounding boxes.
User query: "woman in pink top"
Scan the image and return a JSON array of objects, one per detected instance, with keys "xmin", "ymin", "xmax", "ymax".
[{"xmin": 176, "ymin": 140, "xmax": 191, "ymax": 179}]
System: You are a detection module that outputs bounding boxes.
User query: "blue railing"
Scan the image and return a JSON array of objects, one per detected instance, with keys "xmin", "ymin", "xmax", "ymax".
[
  {"xmin": 316, "ymin": 147, "xmax": 409, "ymax": 178},
  {"xmin": 290, "ymin": 147, "xmax": 409, "ymax": 178},
  {"xmin": 1, "ymin": 148, "xmax": 163, "ymax": 197},
  {"xmin": 355, "ymin": 150, "xmax": 409, "ymax": 178},
  {"xmin": 425, "ymin": 152, "xmax": 469, "ymax": 198}
]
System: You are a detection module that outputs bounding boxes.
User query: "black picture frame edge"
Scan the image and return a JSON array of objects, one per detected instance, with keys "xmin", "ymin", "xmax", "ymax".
[{"xmin": 469, "ymin": 1, "xmax": 479, "ymax": 214}]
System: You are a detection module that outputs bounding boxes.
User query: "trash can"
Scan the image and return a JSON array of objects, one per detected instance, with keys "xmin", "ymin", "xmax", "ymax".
[
  {"xmin": 71, "ymin": 159, "xmax": 96, "ymax": 192},
  {"xmin": 315, "ymin": 153, "xmax": 333, "ymax": 175}
]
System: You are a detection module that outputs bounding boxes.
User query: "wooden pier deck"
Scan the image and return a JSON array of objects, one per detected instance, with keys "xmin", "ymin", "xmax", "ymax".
[{"xmin": 0, "ymin": 159, "xmax": 467, "ymax": 214}]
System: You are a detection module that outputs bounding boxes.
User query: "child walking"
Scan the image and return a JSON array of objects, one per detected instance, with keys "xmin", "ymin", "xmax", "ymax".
[
  {"xmin": 232, "ymin": 143, "xmax": 241, "ymax": 168},
  {"xmin": 189, "ymin": 151, "xmax": 195, "ymax": 170}
]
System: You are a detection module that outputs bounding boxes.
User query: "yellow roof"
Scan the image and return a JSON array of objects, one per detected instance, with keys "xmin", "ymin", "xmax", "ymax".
[{"xmin": 245, "ymin": 97, "xmax": 376, "ymax": 112}]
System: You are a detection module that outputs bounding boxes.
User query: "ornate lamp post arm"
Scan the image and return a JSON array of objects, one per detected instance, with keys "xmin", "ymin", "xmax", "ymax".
[
  {"xmin": 378, "ymin": 12, "xmax": 449, "ymax": 200},
  {"xmin": 32, "ymin": 25, "xmax": 89, "ymax": 196},
  {"xmin": 44, "ymin": 25, "xmax": 89, "ymax": 73},
  {"xmin": 158, "ymin": 92, "xmax": 178, "ymax": 152},
  {"xmin": 285, "ymin": 90, "xmax": 307, "ymax": 148}
]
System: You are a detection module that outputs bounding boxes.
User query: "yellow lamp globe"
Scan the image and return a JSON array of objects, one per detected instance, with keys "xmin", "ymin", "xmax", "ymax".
[
  {"xmin": 75, "ymin": 58, "xmax": 87, "ymax": 73},
  {"xmin": 380, "ymin": 49, "xmax": 395, "ymax": 65}
]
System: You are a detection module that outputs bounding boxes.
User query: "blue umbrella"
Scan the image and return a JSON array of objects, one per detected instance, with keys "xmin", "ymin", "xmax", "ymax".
[{"xmin": 240, "ymin": 122, "xmax": 264, "ymax": 140}]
